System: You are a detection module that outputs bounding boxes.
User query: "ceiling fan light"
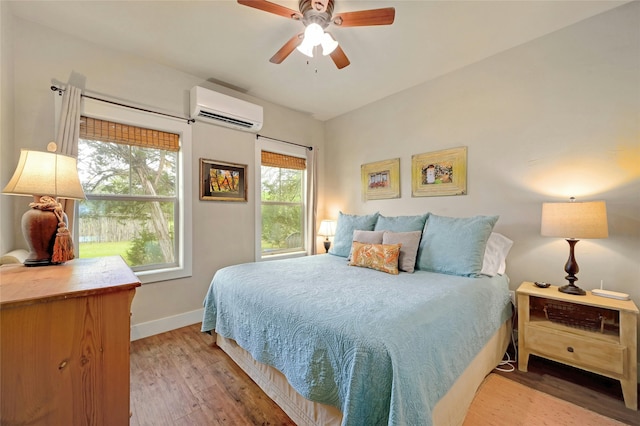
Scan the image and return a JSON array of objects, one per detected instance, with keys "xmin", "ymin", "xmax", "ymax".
[
  {"xmin": 321, "ymin": 32, "xmax": 338, "ymax": 56},
  {"xmin": 304, "ymin": 23, "xmax": 324, "ymax": 46},
  {"xmin": 296, "ymin": 39, "xmax": 315, "ymax": 58}
]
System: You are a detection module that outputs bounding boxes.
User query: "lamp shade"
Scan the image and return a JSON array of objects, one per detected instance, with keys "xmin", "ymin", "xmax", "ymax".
[
  {"xmin": 2, "ymin": 149, "xmax": 85, "ymax": 200},
  {"xmin": 318, "ymin": 220, "xmax": 336, "ymax": 237},
  {"xmin": 541, "ymin": 200, "xmax": 608, "ymax": 239}
]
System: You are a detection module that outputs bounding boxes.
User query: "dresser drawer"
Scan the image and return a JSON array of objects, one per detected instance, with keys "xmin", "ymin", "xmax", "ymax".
[{"xmin": 525, "ymin": 324, "xmax": 624, "ymax": 375}]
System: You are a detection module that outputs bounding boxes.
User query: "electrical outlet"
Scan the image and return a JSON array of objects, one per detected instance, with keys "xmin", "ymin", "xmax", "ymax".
[{"xmin": 509, "ymin": 290, "xmax": 516, "ymax": 307}]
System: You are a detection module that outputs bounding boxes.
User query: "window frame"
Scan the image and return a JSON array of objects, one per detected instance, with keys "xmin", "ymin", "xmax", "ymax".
[
  {"xmin": 255, "ymin": 138, "xmax": 309, "ymax": 261},
  {"xmin": 72, "ymin": 97, "xmax": 193, "ymax": 284}
]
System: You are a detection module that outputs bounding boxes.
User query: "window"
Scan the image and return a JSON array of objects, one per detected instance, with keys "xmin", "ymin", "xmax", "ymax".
[
  {"xmin": 258, "ymin": 142, "xmax": 308, "ymax": 259},
  {"xmin": 74, "ymin": 98, "xmax": 192, "ymax": 283}
]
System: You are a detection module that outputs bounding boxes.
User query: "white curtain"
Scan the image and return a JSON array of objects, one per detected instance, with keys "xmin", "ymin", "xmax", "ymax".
[
  {"xmin": 306, "ymin": 147, "xmax": 318, "ymax": 255},
  {"xmin": 56, "ymin": 85, "xmax": 82, "ymax": 235}
]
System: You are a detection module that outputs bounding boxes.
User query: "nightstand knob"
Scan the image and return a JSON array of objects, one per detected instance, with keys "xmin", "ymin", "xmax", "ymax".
[{"xmin": 567, "ymin": 346, "xmax": 574, "ymax": 353}]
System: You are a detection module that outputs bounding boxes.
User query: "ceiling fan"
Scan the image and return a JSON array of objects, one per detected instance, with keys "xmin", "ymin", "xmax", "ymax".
[{"xmin": 237, "ymin": 0, "xmax": 395, "ymax": 69}]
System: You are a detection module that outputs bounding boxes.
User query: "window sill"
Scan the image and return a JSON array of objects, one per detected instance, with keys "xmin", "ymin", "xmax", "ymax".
[
  {"xmin": 260, "ymin": 251, "xmax": 308, "ymax": 262},
  {"xmin": 136, "ymin": 265, "xmax": 192, "ymax": 284}
]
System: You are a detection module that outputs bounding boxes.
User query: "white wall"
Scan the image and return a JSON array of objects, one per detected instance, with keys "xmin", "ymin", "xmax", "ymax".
[
  {"xmin": 1, "ymin": 15, "xmax": 326, "ymax": 332},
  {"xmin": 324, "ymin": 3, "xmax": 639, "ymax": 305},
  {"xmin": 0, "ymin": 1, "xmax": 16, "ymax": 255}
]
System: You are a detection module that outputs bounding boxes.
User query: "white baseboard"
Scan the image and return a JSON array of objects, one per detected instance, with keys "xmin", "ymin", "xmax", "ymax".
[{"xmin": 130, "ymin": 308, "xmax": 204, "ymax": 341}]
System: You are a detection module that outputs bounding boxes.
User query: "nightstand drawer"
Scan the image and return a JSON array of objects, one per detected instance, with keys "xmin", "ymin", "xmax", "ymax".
[{"xmin": 525, "ymin": 324, "xmax": 624, "ymax": 375}]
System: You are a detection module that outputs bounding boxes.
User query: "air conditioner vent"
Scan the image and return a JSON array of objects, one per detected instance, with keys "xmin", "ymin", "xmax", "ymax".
[
  {"xmin": 190, "ymin": 86, "xmax": 263, "ymax": 132},
  {"xmin": 197, "ymin": 110, "xmax": 254, "ymax": 129}
]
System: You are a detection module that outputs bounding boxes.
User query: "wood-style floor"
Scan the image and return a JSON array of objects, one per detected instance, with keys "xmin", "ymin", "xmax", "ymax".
[
  {"xmin": 130, "ymin": 323, "xmax": 294, "ymax": 426},
  {"xmin": 130, "ymin": 324, "xmax": 639, "ymax": 425}
]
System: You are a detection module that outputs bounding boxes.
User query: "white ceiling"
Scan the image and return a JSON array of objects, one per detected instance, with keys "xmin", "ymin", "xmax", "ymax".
[{"xmin": 8, "ymin": 0, "xmax": 627, "ymax": 121}]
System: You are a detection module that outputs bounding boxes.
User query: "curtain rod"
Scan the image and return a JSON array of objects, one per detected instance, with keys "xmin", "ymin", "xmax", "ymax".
[
  {"xmin": 51, "ymin": 85, "xmax": 195, "ymax": 124},
  {"xmin": 257, "ymin": 134, "xmax": 312, "ymax": 151}
]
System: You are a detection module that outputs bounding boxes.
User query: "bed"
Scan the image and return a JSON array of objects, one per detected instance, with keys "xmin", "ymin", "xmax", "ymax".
[{"xmin": 202, "ymin": 213, "xmax": 513, "ymax": 426}]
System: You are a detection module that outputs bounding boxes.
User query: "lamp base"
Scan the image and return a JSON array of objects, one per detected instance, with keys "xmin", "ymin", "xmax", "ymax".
[
  {"xmin": 558, "ymin": 283, "xmax": 586, "ymax": 296},
  {"xmin": 24, "ymin": 258, "xmax": 55, "ymax": 267},
  {"xmin": 559, "ymin": 239, "xmax": 585, "ymax": 295},
  {"xmin": 323, "ymin": 240, "xmax": 331, "ymax": 253},
  {"xmin": 21, "ymin": 207, "xmax": 58, "ymax": 267}
]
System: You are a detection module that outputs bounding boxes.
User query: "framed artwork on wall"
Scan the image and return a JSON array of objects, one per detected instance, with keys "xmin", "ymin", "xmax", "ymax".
[
  {"xmin": 200, "ymin": 158, "xmax": 247, "ymax": 201},
  {"xmin": 411, "ymin": 147, "xmax": 467, "ymax": 197},
  {"xmin": 361, "ymin": 158, "xmax": 400, "ymax": 201}
]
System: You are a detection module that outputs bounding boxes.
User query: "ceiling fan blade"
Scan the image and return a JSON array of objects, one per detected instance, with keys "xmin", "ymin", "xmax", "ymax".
[
  {"xmin": 329, "ymin": 45, "xmax": 350, "ymax": 69},
  {"xmin": 270, "ymin": 33, "xmax": 303, "ymax": 64},
  {"xmin": 332, "ymin": 7, "xmax": 395, "ymax": 27},
  {"xmin": 237, "ymin": 0, "xmax": 302, "ymax": 20}
]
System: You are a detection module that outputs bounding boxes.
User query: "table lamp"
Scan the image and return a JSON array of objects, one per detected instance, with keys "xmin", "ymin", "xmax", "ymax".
[
  {"xmin": 2, "ymin": 143, "xmax": 86, "ymax": 266},
  {"xmin": 318, "ymin": 220, "xmax": 336, "ymax": 253},
  {"xmin": 541, "ymin": 198, "xmax": 608, "ymax": 295}
]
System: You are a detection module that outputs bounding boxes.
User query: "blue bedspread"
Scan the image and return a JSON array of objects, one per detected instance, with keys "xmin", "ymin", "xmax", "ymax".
[{"xmin": 202, "ymin": 255, "xmax": 511, "ymax": 426}]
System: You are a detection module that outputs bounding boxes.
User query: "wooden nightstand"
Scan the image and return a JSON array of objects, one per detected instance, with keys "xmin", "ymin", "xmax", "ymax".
[
  {"xmin": 1, "ymin": 256, "xmax": 141, "ymax": 424},
  {"xmin": 517, "ymin": 281, "xmax": 638, "ymax": 410}
]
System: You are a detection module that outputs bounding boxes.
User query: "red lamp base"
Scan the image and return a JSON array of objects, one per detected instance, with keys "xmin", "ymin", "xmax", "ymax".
[{"xmin": 21, "ymin": 208, "xmax": 58, "ymax": 267}]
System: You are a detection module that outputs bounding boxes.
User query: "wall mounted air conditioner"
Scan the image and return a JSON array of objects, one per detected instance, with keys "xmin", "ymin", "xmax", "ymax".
[{"xmin": 190, "ymin": 86, "xmax": 263, "ymax": 132}]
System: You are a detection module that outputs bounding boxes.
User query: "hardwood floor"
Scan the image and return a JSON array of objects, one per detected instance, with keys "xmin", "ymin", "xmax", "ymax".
[
  {"xmin": 130, "ymin": 324, "xmax": 639, "ymax": 425},
  {"xmin": 130, "ymin": 324, "xmax": 294, "ymax": 425}
]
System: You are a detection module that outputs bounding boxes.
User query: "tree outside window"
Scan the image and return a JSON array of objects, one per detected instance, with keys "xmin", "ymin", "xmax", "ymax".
[
  {"xmin": 77, "ymin": 117, "xmax": 179, "ymax": 271},
  {"xmin": 260, "ymin": 150, "xmax": 306, "ymax": 256}
]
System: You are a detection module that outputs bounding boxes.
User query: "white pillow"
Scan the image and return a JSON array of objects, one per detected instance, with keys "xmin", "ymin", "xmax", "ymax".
[{"xmin": 481, "ymin": 232, "xmax": 513, "ymax": 277}]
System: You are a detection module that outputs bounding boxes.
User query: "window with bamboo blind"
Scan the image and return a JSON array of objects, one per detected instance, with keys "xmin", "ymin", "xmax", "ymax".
[
  {"xmin": 77, "ymin": 116, "xmax": 181, "ymax": 272},
  {"xmin": 260, "ymin": 148, "xmax": 307, "ymax": 257}
]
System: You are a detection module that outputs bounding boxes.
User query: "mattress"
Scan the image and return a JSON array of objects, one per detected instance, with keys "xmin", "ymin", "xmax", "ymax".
[
  {"xmin": 202, "ymin": 254, "xmax": 512, "ymax": 426},
  {"xmin": 215, "ymin": 321, "xmax": 510, "ymax": 426}
]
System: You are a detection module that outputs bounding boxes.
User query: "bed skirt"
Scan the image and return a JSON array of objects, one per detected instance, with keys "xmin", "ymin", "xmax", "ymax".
[{"xmin": 215, "ymin": 320, "xmax": 511, "ymax": 426}]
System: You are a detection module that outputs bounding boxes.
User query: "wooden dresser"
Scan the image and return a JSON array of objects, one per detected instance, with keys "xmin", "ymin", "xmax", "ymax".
[{"xmin": 0, "ymin": 256, "xmax": 141, "ymax": 425}]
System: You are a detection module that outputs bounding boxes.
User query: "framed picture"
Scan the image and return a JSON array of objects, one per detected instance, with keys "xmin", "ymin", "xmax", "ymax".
[
  {"xmin": 361, "ymin": 158, "xmax": 400, "ymax": 201},
  {"xmin": 411, "ymin": 147, "xmax": 467, "ymax": 197},
  {"xmin": 200, "ymin": 158, "xmax": 247, "ymax": 201}
]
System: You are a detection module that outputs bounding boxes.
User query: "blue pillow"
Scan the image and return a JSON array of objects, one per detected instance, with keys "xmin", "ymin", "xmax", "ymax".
[
  {"xmin": 416, "ymin": 214, "xmax": 498, "ymax": 277},
  {"xmin": 329, "ymin": 211, "xmax": 379, "ymax": 258},
  {"xmin": 374, "ymin": 213, "xmax": 429, "ymax": 232}
]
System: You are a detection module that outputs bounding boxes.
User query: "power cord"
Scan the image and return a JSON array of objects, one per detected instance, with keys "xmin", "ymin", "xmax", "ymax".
[
  {"xmin": 495, "ymin": 303, "xmax": 518, "ymax": 373},
  {"xmin": 495, "ymin": 351, "xmax": 515, "ymax": 372},
  {"xmin": 510, "ymin": 307, "xmax": 518, "ymax": 363}
]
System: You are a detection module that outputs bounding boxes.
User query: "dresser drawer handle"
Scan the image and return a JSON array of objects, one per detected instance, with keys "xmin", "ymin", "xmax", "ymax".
[{"xmin": 567, "ymin": 347, "xmax": 574, "ymax": 353}]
